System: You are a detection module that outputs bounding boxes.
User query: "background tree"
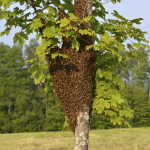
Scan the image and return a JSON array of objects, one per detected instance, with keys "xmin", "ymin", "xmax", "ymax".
[
  {"xmin": 0, "ymin": 41, "xmax": 65, "ymax": 133},
  {"xmin": 0, "ymin": 43, "xmax": 30, "ymax": 132},
  {"xmin": 25, "ymin": 39, "xmax": 65, "ymax": 132},
  {"xmin": 0, "ymin": 0, "xmax": 149, "ymax": 149},
  {"xmin": 121, "ymin": 47, "xmax": 150, "ymax": 127}
]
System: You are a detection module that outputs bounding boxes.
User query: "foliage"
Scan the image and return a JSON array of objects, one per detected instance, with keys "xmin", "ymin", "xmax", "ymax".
[
  {"xmin": 90, "ymin": 46, "xmax": 150, "ymax": 129},
  {"xmin": 124, "ymin": 86, "xmax": 150, "ymax": 127},
  {"xmin": 0, "ymin": 40, "xmax": 150, "ymax": 133},
  {"xmin": 120, "ymin": 47, "xmax": 150, "ymax": 127},
  {"xmin": 0, "ymin": 0, "xmax": 149, "ymax": 128},
  {"xmin": 0, "ymin": 43, "xmax": 31, "ymax": 132},
  {"xmin": 0, "ymin": 42, "xmax": 65, "ymax": 133}
]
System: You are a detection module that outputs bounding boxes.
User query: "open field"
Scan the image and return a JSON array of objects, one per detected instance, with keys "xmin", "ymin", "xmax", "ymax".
[{"xmin": 0, "ymin": 127, "xmax": 150, "ymax": 150}]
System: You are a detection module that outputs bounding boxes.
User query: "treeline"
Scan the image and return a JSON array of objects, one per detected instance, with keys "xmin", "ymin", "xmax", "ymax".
[
  {"xmin": 0, "ymin": 40, "xmax": 65, "ymax": 133},
  {"xmin": 121, "ymin": 46, "xmax": 150, "ymax": 127},
  {"xmin": 0, "ymin": 39, "xmax": 150, "ymax": 133}
]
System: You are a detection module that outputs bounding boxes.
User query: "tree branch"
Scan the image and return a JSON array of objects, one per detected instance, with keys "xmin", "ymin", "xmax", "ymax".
[
  {"xmin": 28, "ymin": 0, "xmax": 61, "ymax": 61},
  {"xmin": 28, "ymin": 0, "xmax": 40, "ymax": 17},
  {"xmin": 51, "ymin": 0, "xmax": 68, "ymax": 19},
  {"xmin": 27, "ymin": 0, "xmax": 48, "ymax": 35}
]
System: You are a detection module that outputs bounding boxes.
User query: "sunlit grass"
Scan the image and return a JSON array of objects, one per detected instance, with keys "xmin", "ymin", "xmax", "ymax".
[{"xmin": 0, "ymin": 127, "xmax": 150, "ymax": 150}]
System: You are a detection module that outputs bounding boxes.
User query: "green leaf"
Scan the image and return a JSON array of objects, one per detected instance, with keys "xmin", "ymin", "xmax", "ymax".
[
  {"xmin": 130, "ymin": 18, "xmax": 143, "ymax": 25},
  {"xmin": 96, "ymin": 69, "xmax": 103, "ymax": 78},
  {"xmin": 105, "ymin": 110, "xmax": 117, "ymax": 116},
  {"xmin": 26, "ymin": 58, "xmax": 38, "ymax": 63},
  {"xmin": 72, "ymin": 39, "xmax": 80, "ymax": 51},
  {"xmin": 78, "ymin": 29, "xmax": 93, "ymax": 36},
  {"xmin": 51, "ymin": 53, "xmax": 69, "ymax": 59},
  {"xmin": 0, "ymin": 28, "xmax": 11, "ymax": 36},
  {"xmin": 57, "ymin": 18, "xmax": 70, "ymax": 28},
  {"xmin": 112, "ymin": 10, "xmax": 127, "ymax": 21},
  {"xmin": 111, "ymin": 117, "xmax": 123, "ymax": 125},
  {"xmin": 62, "ymin": 1, "xmax": 73, "ymax": 13},
  {"xmin": 111, "ymin": 0, "xmax": 121, "ymax": 3},
  {"xmin": 63, "ymin": 31, "xmax": 76, "ymax": 38},
  {"xmin": 30, "ymin": 18, "xmax": 43, "ymax": 30},
  {"xmin": 119, "ymin": 109, "xmax": 133, "ymax": 118},
  {"xmin": 1, "ymin": 0, "xmax": 9, "ymax": 5},
  {"xmin": 100, "ymin": 32, "xmax": 114, "ymax": 44},
  {"xmin": 1, "ymin": 0, "xmax": 12, "ymax": 10},
  {"xmin": 86, "ymin": 45, "xmax": 95, "ymax": 51},
  {"xmin": 48, "ymin": 6, "xmax": 57, "ymax": 15},
  {"xmin": 83, "ymin": 16, "xmax": 92, "ymax": 22},
  {"xmin": 44, "ymin": 80, "xmax": 53, "ymax": 93},
  {"xmin": 1, "ymin": 12, "xmax": 9, "ymax": 19},
  {"xmin": 93, "ymin": 18, "xmax": 101, "ymax": 33},
  {"xmin": 133, "ymin": 43, "xmax": 141, "ymax": 49},
  {"xmin": 43, "ymin": 26, "xmax": 61, "ymax": 38},
  {"xmin": 68, "ymin": 13, "xmax": 79, "ymax": 21},
  {"xmin": 111, "ymin": 0, "xmax": 117, "ymax": 3},
  {"xmin": 13, "ymin": 32, "xmax": 28, "ymax": 45}
]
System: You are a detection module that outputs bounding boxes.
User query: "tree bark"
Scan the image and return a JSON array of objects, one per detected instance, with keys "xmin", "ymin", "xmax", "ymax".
[
  {"xmin": 73, "ymin": 1, "xmax": 93, "ymax": 149},
  {"xmin": 74, "ymin": 106, "xmax": 90, "ymax": 150}
]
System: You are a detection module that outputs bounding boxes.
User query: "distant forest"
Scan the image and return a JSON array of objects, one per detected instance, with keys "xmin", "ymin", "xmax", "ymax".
[{"xmin": 0, "ymin": 39, "xmax": 150, "ymax": 133}]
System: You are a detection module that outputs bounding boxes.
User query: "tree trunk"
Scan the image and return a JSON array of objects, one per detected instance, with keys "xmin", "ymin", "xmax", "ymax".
[
  {"xmin": 73, "ymin": 1, "xmax": 93, "ymax": 149},
  {"xmin": 49, "ymin": 0, "xmax": 94, "ymax": 149},
  {"xmin": 74, "ymin": 106, "xmax": 90, "ymax": 150}
]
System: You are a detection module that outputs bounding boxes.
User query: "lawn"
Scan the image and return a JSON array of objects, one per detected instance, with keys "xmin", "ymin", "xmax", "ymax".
[{"xmin": 0, "ymin": 127, "xmax": 150, "ymax": 150}]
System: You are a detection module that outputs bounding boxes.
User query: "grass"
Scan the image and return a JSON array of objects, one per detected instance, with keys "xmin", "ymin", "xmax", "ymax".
[{"xmin": 0, "ymin": 127, "xmax": 150, "ymax": 150}]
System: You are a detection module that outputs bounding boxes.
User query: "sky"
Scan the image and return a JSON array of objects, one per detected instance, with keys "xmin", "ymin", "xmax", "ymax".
[{"xmin": 0, "ymin": 0, "xmax": 150, "ymax": 47}]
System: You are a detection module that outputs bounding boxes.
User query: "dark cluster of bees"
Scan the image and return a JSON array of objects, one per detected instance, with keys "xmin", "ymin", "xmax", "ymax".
[
  {"xmin": 50, "ymin": 48, "xmax": 96, "ymax": 133},
  {"xmin": 48, "ymin": 0, "xmax": 96, "ymax": 133}
]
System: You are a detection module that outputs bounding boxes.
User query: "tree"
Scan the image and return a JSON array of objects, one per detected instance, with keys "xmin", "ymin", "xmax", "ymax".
[
  {"xmin": 24, "ymin": 39, "xmax": 65, "ymax": 132},
  {"xmin": 120, "ymin": 47, "xmax": 150, "ymax": 127},
  {"xmin": 126, "ymin": 86, "xmax": 150, "ymax": 127},
  {"xmin": 0, "ymin": 41, "xmax": 65, "ymax": 133},
  {"xmin": 0, "ymin": 0, "xmax": 149, "ymax": 149},
  {"xmin": 0, "ymin": 43, "xmax": 30, "ymax": 133}
]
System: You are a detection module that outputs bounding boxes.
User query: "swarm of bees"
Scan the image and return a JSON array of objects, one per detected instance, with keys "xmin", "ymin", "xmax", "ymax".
[
  {"xmin": 50, "ymin": 47, "xmax": 96, "ymax": 132},
  {"xmin": 48, "ymin": 0, "xmax": 96, "ymax": 133}
]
